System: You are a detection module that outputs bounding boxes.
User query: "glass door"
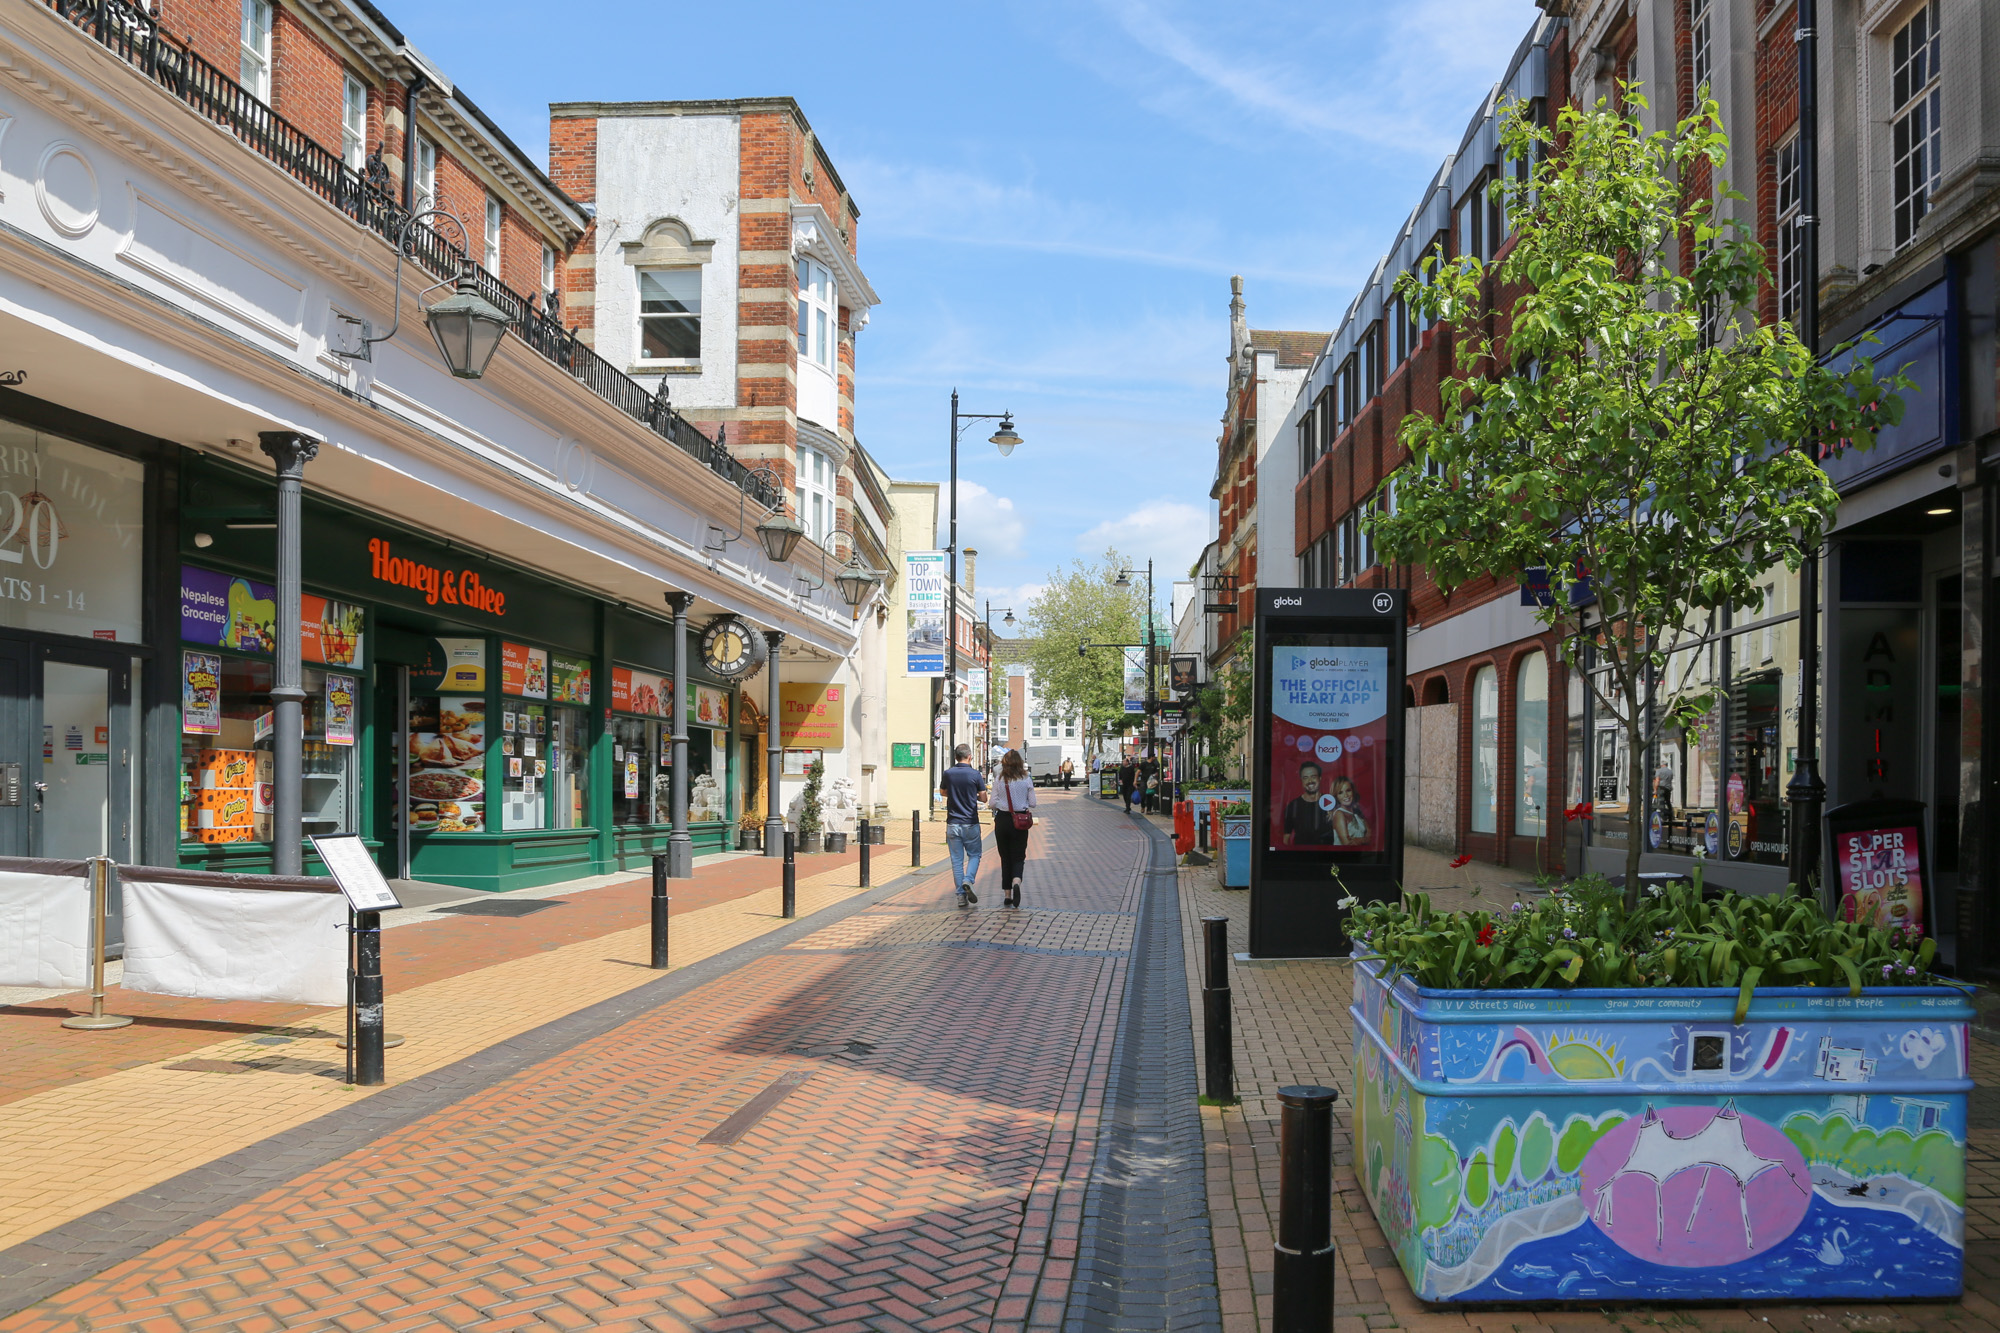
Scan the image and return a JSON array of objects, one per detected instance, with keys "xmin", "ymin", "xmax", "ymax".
[
  {"xmin": 35, "ymin": 650, "xmax": 132, "ymax": 865},
  {"xmin": 0, "ymin": 641, "xmax": 27, "ymax": 857}
]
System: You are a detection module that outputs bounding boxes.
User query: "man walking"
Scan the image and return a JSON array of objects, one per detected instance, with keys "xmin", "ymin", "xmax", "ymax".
[{"xmin": 938, "ymin": 743, "xmax": 987, "ymax": 909}]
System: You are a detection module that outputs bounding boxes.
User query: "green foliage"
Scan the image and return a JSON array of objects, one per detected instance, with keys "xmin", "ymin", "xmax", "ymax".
[
  {"xmin": 1183, "ymin": 641, "xmax": 1255, "ymax": 778},
  {"xmin": 1368, "ymin": 90, "xmax": 1910, "ymax": 907},
  {"xmin": 797, "ymin": 756, "xmax": 824, "ymax": 836},
  {"xmin": 1557, "ymin": 1113, "xmax": 1626, "ymax": 1175},
  {"xmin": 1347, "ymin": 871, "xmax": 1950, "ymax": 1024},
  {"xmin": 1516, "ymin": 1113, "xmax": 1555, "ymax": 1184},
  {"xmin": 1416, "ymin": 1135, "xmax": 1463, "ymax": 1231},
  {"xmin": 1022, "ymin": 549, "xmax": 1146, "ymax": 737},
  {"xmin": 1216, "ymin": 801, "xmax": 1250, "ymax": 818}
]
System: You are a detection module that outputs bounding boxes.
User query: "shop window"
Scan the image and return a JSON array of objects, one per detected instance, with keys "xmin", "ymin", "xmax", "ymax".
[
  {"xmin": 550, "ymin": 708, "xmax": 589, "ymax": 830},
  {"xmin": 1514, "ymin": 652, "xmax": 1548, "ymax": 835},
  {"xmin": 496, "ymin": 702, "xmax": 590, "ymax": 831},
  {"xmin": 1470, "ymin": 665, "xmax": 1499, "ymax": 834},
  {"xmin": 0, "ymin": 420, "xmax": 146, "ymax": 642},
  {"xmin": 612, "ymin": 716, "xmax": 662, "ymax": 827},
  {"xmin": 181, "ymin": 657, "xmax": 358, "ymax": 846}
]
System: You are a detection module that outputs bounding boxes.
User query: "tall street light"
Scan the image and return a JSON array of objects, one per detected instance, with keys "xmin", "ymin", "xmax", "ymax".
[
  {"xmin": 946, "ymin": 390, "xmax": 1020, "ymax": 768},
  {"xmin": 1115, "ymin": 562, "xmax": 1156, "ymax": 782},
  {"xmin": 984, "ymin": 602, "xmax": 1014, "ymax": 760},
  {"xmin": 1787, "ymin": 0, "xmax": 1826, "ymax": 906}
]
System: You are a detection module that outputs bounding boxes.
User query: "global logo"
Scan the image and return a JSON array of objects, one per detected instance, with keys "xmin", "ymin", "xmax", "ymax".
[{"xmin": 1273, "ymin": 596, "xmax": 1302, "ymax": 607}]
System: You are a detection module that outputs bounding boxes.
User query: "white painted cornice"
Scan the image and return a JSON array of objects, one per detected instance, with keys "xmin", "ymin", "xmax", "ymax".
[{"xmin": 791, "ymin": 203, "xmax": 878, "ymax": 333}]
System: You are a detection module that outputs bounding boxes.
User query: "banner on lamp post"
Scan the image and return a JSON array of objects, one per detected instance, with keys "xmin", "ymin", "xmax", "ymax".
[
  {"xmin": 1122, "ymin": 648, "xmax": 1147, "ymax": 714},
  {"xmin": 904, "ymin": 550, "xmax": 947, "ymax": 676}
]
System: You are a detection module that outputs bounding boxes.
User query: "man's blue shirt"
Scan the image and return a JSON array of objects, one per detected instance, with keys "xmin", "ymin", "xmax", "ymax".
[{"xmin": 940, "ymin": 764, "xmax": 986, "ymax": 824}]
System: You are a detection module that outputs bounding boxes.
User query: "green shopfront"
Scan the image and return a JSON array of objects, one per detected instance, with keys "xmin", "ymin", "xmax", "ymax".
[{"xmin": 178, "ymin": 456, "xmax": 743, "ymax": 890}]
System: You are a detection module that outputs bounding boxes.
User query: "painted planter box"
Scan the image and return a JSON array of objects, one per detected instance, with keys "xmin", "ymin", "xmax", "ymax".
[
  {"xmin": 1221, "ymin": 817, "xmax": 1250, "ymax": 888},
  {"xmin": 1351, "ymin": 958, "xmax": 1971, "ymax": 1304}
]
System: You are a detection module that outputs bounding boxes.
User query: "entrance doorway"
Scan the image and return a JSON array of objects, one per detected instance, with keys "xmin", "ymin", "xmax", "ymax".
[{"xmin": 33, "ymin": 648, "xmax": 133, "ymax": 864}]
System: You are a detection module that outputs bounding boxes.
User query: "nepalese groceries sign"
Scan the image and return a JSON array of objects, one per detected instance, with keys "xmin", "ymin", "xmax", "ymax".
[
  {"xmin": 904, "ymin": 550, "xmax": 947, "ymax": 676},
  {"xmin": 1268, "ymin": 647, "xmax": 1388, "ymax": 853},
  {"xmin": 180, "ymin": 566, "xmax": 364, "ymax": 666}
]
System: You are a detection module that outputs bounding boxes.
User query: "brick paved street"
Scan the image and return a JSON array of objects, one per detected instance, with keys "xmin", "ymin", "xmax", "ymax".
[{"xmin": 0, "ymin": 794, "xmax": 1219, "ymax": 1331}]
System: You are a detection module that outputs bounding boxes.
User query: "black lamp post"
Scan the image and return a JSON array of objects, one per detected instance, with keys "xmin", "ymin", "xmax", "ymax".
[
  {"xmin": 1787, "ymin": 0, "xmax": 1826, "ymax": 904},
  {"xmin": 984, "ymin": 602, "xmax": 1014, "ymax": 759},
  {"xmin": 945, "ymin": 390, "xmax": 1020, "ymax": 767},
  {"xmin": 1115, "ymin": 561, "xmax": 1158, "ymax": 775}
]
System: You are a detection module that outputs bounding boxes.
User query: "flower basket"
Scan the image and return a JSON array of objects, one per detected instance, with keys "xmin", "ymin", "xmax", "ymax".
[{"xmin": 1350, "ymin": 956, "xmax": 1970, "ymax": 1304}]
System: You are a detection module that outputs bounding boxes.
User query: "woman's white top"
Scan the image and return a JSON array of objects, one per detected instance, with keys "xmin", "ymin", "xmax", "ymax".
[{"xmin": 994, "ymin": 777, "xmax": 1038, "ymax": 813}]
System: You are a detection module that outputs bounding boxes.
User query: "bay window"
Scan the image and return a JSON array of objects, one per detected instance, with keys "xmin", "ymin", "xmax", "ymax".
[
  {"xmin": 794, "ymin": 443, "xmax": 835, "ymax": 545},
  {"xmin": 797, "ymin": 258, "xmax": 837, "ymax": 369}
]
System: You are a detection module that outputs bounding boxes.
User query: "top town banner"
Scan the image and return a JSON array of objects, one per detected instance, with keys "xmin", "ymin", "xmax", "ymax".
[
  {"xmin": 905, "ymin": 550, "xmax": 947, "ymax": 676},
  {"xmin": 1123, "ymin": 648, "xmax": 1147, "ymax": 714},
  {"xmin": 1267, "ymin": 646, "xmax": 1389, "ymax": 852}
]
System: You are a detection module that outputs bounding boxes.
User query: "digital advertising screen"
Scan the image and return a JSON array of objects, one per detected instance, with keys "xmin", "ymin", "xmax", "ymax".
[{"xmin": 1267, "ymin": 645, "xmax": 1390, "ymax": 853}]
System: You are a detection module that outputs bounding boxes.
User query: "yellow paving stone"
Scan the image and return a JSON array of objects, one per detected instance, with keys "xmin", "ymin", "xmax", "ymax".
[{"xmin": 0, "ymin": 855, "xmax": 894, "ymax": 1251}]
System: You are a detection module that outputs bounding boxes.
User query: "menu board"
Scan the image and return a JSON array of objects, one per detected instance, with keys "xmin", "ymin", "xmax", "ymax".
[
  {"xmin": 1267, "ymin": 646, "xmax": 1389, "ymax": 852},
  {"xmin": 408, "ymin": 697, "xmax": 485, "ymax": 832},
  {"xmin": 180, "ymin": 565, "xmax": 364, "ymax": 666},
  {"xmin": 182, "ymin": 651, "xmax": 221, "ymax": 735},
  {"xmin": 501, "ymin": 642, "xmax": 549, "ymax": 699},
  {"xmin": 611, "ymin": 667, "xmax": 671, "ymax": 718},
  {"xmin": 692, "ymin": 684, "xmax": 730, "ymax": 728},
  {"xmin": 550, "ymin": 655, "xmax": 592, "ymax": 705}
]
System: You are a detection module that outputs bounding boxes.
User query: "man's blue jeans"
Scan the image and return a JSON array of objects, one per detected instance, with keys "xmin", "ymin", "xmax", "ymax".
[{"xmin": 946, "ymin": 821, "xmax": 983, "ymax": 893}]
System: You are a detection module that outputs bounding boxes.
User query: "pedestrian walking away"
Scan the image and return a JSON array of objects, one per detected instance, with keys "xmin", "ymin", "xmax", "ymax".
[
  {"xmin": 1059, "ymin": 757, "xmax": 1074, "ymax": 789},
  {"xmin": 1118, "ymin": 758, "xmax": 1137, "ymax": 813},
  {"xmin": 992, "ymin": 749, "xmax": 1038, "ymax": 907},
  {"xmin": 938, "ymin": 743, "xmax": 987, "ymax": 908}
]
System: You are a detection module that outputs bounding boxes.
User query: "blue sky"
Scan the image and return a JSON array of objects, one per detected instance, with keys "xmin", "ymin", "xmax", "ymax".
[{"xmin": 394, "ymin": 0, "xmax": 1542, "ymax": 631}]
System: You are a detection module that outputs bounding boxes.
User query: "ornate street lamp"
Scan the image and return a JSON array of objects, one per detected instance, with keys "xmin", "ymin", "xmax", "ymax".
[
  {"xmin": 425, "ymin": 262, "xmax": 514, "ymax": 380},
  {"xmin": 756, "ymin": 508, "xmax": 807, "ymax": 564}
]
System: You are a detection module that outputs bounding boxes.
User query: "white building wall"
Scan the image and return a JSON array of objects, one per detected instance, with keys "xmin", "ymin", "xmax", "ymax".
[
  {"xmin": 1253, "ymin": 350, "xmax": 1311, "ymax": 587},
  {"xmin": 591, "ymin": 114, "xmax": 742, "ymax": 411}
]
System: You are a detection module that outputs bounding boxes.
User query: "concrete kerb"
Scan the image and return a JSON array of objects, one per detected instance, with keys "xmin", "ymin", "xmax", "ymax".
[{"xmin": 0, "ymin": 851, "xmax": 962, "ymax": 1318}]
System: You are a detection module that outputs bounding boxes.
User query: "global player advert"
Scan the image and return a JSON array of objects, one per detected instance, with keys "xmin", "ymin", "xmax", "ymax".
[{"xmin": 1269, "ymin": 646, "xmax": 1388, "ymax": 852}]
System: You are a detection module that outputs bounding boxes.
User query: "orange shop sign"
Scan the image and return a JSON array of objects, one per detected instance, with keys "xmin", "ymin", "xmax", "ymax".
[
  {"xmin": 367, "ymin": 538, "xmax": 507, "ymax": 616},
  {"xmin": 778, "ymin": 682, "xmax": 845, "ymax": 749}
]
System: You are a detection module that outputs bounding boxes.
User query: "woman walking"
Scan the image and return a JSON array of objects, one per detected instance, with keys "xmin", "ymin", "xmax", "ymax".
[{"xmin": 992, "ymin": 749, "xmax": 1038, "ymax": 908}]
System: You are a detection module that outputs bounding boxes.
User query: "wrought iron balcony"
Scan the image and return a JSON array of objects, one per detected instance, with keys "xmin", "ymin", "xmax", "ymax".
[{"xmin": 41, "ymin": 0, "xmax": 781, "ymax": 512}]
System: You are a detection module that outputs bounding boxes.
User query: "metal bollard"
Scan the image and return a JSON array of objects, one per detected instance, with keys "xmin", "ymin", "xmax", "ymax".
[
  {"xmin": 1273, "ymin": 1085, "xmax": 1338, "ymax": 1332},
  {"xmin": 1198, "ymin": 807, "xmax": 1211, "ymax": 852},
  {"xmin": 911, "ymin": 811, "xmax": 922, "ymax": 868},
  {"xmin": 1202, "ymin": 917, "xmax": 1235, "ymax": 1103},
  {"xmin": 858, "ymin": 817, "xmax": 871, "ymax": 887},
  {"xmin": 353, "ymin": 910, "xmax": 386, "ymax": 1087},
  {"xmin": 61, "ymin": 857, "xmax": 132, "ymax": 1031},
  {"xmin": 782, "ymin": 830, "xmax": 797, "ymax": 918},
  {"xmin": 650, "ymin": 853, "xmax": 670, "ymax": 970}
]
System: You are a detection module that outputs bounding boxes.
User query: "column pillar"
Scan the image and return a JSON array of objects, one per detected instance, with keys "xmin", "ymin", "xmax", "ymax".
[
  {"xmin": 666, "ymin": 592, "xmax": 694, "ymax": 878},
  {"xmin": 764, "ymin": 630, "xmax": 785, "ymax": 856},
  {"xmin": 258, "ymin": 430, "xmax": 318, "ymax": 876}
]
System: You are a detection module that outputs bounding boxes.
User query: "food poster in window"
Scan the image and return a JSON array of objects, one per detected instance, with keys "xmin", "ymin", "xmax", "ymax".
[
  {"xmin": 182, "ymin": 652, "xmax": 221, "ymax": 736},
  {"xmin": 501, "ymin": 703, "xmax": 547, "ymax": 831},
  {"xmin": 692, "ymin": 684, "xmax": 729, "ymax": 728},
  {"xmin": 324, "ymin": 673, "xmax": 357, "ymax": 746},
  {"xmin": 550, "ymin": 655, "xmax": 592, "ymax": 705},
  {"xmin": 408, "ymin": 696, "xmax": 485, "ymax": 832},
  {"xmin": 179, "ymin": 566, "xmax": 364, "ymax": 665},
  {"xmin": 501, "ymin": 642, "xmax": 549, "ymax": 700},
  {"xmin": 1836, "ymin": 826, "xmax": 1924, "ymax": 935},
  {"xmin": 621, "ymin": 668, "xmax": 669, "ymax": 719},
  {"xmin": 1267, "ymin": 646, "xmax": 1389, "ymax": 852}
]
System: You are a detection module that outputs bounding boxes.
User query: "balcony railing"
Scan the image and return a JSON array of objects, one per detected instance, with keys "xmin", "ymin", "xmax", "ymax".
[{"xmin": 43, "ymin": 0, "xmax": 781, "ymax": 511}]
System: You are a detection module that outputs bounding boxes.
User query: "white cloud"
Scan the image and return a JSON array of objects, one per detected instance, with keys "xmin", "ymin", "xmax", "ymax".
[
  {"xmin": 1076, "ymin": 501, "xmax": 1211, "ymax": 583},
  {"xmin": 951, "ymin": 479, "xmax": 1027, "ymax": 559},
  {"xmin": 972, "ymin": 583, "xmax": 1048, "ymax": 627}
]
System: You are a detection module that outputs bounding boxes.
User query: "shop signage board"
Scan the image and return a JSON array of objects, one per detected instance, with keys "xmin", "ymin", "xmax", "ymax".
[
  {"xmin": 779, "ymin": 683, "xmax": 845, "ymax": 749},
  {"xmin": 610, "ymin": 667, "xmax": 670, "ymax": 718},
  {"xmin": 1250, "ymin": 588, "xmax": 1405, "ymax": 959},
  {"xmin": 891, "ymin": 742, "xmax": 926, "ymax": 769},
  {"xmin": 905, "ymin": 550, "xmax": 947, "ymax": 676},
  {"xmin": 549, "ymin": 655, "xmax": 593, "ymax": 705},
  {"xmin": 1169, "ymin": 656, "xmax": 1197, "ymax": 694},
  {"xmin": 0, "ymin": 428, "xmax": 146, "ymax": 642},
  {"xmin": 691, "ymin": 684, "xmax": 729, "ymax": 728},
  {"xmin": 180, "ymin": 566, "xmax": 365, "ymax": 667}
]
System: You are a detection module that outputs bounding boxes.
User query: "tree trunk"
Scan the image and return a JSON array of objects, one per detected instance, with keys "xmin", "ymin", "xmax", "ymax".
[{"xmin": 1623, "ymin": 718, "xmax": 1646, "ymax": 913}]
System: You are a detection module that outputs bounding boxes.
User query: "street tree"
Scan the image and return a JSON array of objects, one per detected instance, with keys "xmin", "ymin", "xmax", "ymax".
[
  {"xmin": 1369, "ymin": 91, "xmax": 1908, "ymax": 909},
  {"xmin": 1022, "ymin": 549, "xmax": 1146, "ymax": 742}
]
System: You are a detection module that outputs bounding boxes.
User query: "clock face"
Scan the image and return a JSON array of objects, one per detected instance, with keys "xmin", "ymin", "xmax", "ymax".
[{"xmin": 700, "ymin": 616, "xmax": 766, "ymax": 679}]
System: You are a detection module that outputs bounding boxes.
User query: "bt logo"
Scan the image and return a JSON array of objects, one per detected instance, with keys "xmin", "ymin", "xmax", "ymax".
[{"xmin": 1372, "ymin": 593, "xmax": 1394, "ymax": 614}]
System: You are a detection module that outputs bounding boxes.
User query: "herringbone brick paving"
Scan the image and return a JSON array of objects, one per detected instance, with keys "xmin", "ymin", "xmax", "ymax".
[
  {"xmin": 0, "ymin": 795, "xmax": 1165, "ymax": 1331},
  {"xmin": 1174, "ymin": 845, "xmax": 2000, "ymax": 1333}
]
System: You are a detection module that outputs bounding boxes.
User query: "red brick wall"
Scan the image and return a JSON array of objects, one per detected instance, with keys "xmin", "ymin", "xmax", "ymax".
[
  {"xmin": 1754, "ymin": 0, "xmax": 1801, "ymax": 326},
  {"xmin": 157, "ymin": 0, "xmax": 237, "ymax": 82},
  {"xmin": 270, "ymin": 7, "xmax": 344, "ymax": 150},
  {"xmin": 549, "ymin": 116, "xmax": 596, "ymax": 336}
]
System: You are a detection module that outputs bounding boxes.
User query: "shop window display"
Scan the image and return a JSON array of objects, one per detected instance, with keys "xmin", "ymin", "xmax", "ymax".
[
  {"xmin": 180, "ymin": 656, "xmax": 357, "ymax": 844},
  {"xmin": 407, "ymin": 696, "xmax": 486, "ymax": 833}
]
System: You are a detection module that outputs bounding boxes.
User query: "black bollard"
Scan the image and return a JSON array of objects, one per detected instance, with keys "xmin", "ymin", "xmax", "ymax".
[
  {"xmin": 1202, "ymin": 917, "xmax": 1235, "ymax": 1103},
  {"xmin": 911, "ymin": 811, "xmax": 921, "ymax": 868},
  {"xmin": 650, "ymin": 853, "xmax": 670, "ymax": 969},
  {"xmin": 353, "ymin": 909, "xmax": 385, "ymax": 1087},
  {"xmin": 1273, "ymin": 1085, "xmax": 1338, "ymax": 1332},
  {"xmin": 782, "ymin": 829, "xmax": 797, "ymax": 918},
  {"xmin": 858, "ymin": 817, "xmax": 871, "ymax": 887},
  {"xmin": 1198, "ymin": 807, "xmax": 1211, "ymax": 852}
]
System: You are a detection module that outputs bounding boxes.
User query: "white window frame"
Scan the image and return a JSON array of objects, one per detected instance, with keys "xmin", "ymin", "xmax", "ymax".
[
  {"xmin": 484, "ymin": 196, "xmax": 502, "ymax": 275},
  {"xmin": 1774, "ymin": 135, "xmax": 1803, "ymax": 328},
  {"xmin": 414, "ymin": 136, "xmax": 438, "ymax": 214},
  {"xmin": 239, "ymin": 0, "xmax": 272, "ymax": 101},
  {"xmin": 636, "ymin": 267, "xmax": 702, "ymax": 364},
  {"xmin": 796, "ymin": 257, "xmax": 837, "ymax": 370},
  {"xmin": 341, "ymin": 73, "xmax": 368, "ymax": 171},
  {"xmin": 1689, "ymin": 0, "xmax": 1714, "ymax": 97},
  {"xmin": 794, "ymin": 443, "xmax": 835, "ymax": 545},
  {"xmin": 541, "ymin": 244, "xmax": 557, "ymax": 300},
  {"xmin": 1890, "ymin": 1, "xmax": 1942, "ymax": 252}
]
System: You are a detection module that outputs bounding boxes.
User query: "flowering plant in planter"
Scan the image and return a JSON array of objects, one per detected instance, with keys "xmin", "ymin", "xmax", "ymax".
[{"xmin": 1344, "ymin": 870, "xmax": 1947, "ymax": 1024}]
